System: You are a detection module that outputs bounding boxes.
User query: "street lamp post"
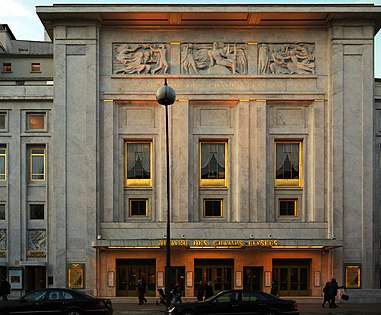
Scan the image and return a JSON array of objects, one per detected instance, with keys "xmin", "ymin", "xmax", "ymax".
[{"xmin": 156, "ymin": 78, "xmax": 176, "ymax": 313}]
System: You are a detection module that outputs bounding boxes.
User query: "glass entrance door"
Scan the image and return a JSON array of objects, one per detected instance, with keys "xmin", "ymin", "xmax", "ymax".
[
  {"xmin": 194, "ymin": 259, "xmax": 234, "ymax": 296},
  {"xmin": 243, "ymin": 266, "xmax": 263, "ymax": 290},
  {"xmin": 272, "ymin": 259, "xmax": 310, "ymax": 296},
  {"xmin": 116, "ymin": 259, "xmax": 156, "ymax": 297}
]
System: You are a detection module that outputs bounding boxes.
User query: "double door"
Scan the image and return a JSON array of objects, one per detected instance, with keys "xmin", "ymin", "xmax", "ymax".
[
  {"xmin": 272, "ymin": 259, "xmax": 310, "ymax": 296},
  {"xmin": 194, "ymin": 259, "xmax": 233, "ymax": 296},
  {"xmin": 116, "ymin": 259, "xmax": 156, "ymax": 296},
  {"xmin": 25, "ymin": 266, "xmax": 46, "ymax": 292},
  {"xmin": 243, "ymin": 267, "xmax": 263, "ymax": 290}
]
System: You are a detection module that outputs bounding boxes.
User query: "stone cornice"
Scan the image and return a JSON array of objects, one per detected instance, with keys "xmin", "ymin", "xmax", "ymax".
[{"xmin": 36, "ymin": 4, "xmax": 381, "ymax": 40}]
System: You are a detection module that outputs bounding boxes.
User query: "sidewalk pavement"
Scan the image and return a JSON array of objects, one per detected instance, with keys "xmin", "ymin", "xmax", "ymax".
[{"xmin": 111, "ymin": 297, "xmax": 381, "ymax": 315}]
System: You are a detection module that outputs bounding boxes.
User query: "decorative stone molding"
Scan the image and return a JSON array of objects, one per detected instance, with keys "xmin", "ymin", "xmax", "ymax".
[
  {"xmin": 27, "ymin": 229, "xmax": 46, "ymax": 257},
  {"xmin": 259, "ymin": 43, "xmax": 315, "ymax": 75},
  {"xmin": 181, "ymin": 42, "xmax": 247, "ymax": 75},
  {"xmin": 113, "ymin": 43, "xmax": 170, "ymax": 75}
]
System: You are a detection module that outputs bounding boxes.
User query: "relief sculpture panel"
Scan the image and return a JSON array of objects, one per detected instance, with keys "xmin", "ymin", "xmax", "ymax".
[
  {"xmin": 258, "ymin": 43, "xmax": 315, "ymax": 75},
  {"xmin": 0, "ymin": 229, "xmax": 6, "ymax": 257},
  {"xmin": 181, "ymin": 42, "xmax": 247, "ymax": 75},
  {"xmin": 27, "ymin": 229, "xmax": 46, "ymax": 257},
  {"xmin": 113, "ymin": 43, "xmax": 169, "ymax": 75},
  {"xmin": 112, "ymin": 42, "xmax": 315, "ymax": 76}
]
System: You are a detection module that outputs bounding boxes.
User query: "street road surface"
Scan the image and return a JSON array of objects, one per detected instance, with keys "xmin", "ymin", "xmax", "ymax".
[{"xmin": 112, "ymin": 302, "xmax": 381, "ymax": 315}]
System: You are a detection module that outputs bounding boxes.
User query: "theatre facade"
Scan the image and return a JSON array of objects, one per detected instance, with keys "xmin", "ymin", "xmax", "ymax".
[{"xmin": 1, "ymin": 4, "xmax": 381, "ymax": 299}]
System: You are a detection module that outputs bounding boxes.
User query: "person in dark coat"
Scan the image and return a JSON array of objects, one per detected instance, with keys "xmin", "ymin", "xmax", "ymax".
[
  {"xmin": 204, "ymin": 281, "xmax": 213, "ymax": 300},
  {"xmin": 172, "ymin": 283, "xmax": 182, "ymax": 304},
  {"xmin": 322, "ymin": 281, "xmax": 330, "ymax": 307},
  {"xmin": 197, "ymin": 281, "xmax": 205, "ymax": 301},
  {"xmin": 137, "ymin": 279, "xmax": 147, "ymax": 305},
  {"xmin": 328, "ymin": 278, "xmax": 344, "ymax": 308},
  {"xmin": 0, "ymin": 276, "xmax": 11, "ymax": 301},
  {"xmin": 270, "ymin": 282, "xmax": 279, "ymax": 297}
]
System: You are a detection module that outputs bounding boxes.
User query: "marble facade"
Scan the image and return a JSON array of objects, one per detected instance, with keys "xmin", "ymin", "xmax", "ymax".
[{"xmin": 1, "ymin": 4, "xmax": 381, "ymax": 299}]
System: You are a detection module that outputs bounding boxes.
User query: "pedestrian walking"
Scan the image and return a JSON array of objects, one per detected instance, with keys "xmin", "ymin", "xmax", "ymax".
[
  {"xmin": 204, "ymin": 281, "xmax": 213, "ymax": 300},
  {"xmin": 172, "ymin": 283, "xmax": 182, "ymax": 304},
  {"xmin": 196, "ymin": 281, "xmax": 205, "ymax": 301},
  {"xmin": 0, "ymin": 276, "xmax": 11, "ymax": 301},
  {"xmin": 141, "ymin": 279, "xmax": 148, "ymax": 303},
  {"xmin": 328, "ymin": 278, "xmax": 344, "ymax": 308},
  {"xmin": 271, "ymin": 281, "xmax": 279, "ymax": 297},
  {"xmin": 322, "ymin": 281, "xmax": 330, "ymax": 307},
  {"xmin": 137, "ymin": 279, "xmax": 147, "ymax": 305}
]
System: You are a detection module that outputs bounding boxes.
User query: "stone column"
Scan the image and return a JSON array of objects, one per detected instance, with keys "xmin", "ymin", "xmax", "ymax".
[
  {"xmin": 256, "ymin": 100, "xmax": 267, "ymax": 222},
  {"xmin": 308, "ymin": 100, "xmax": 325, "ymax": 222},
  {"xmin": 172, "ymin": 99, "xmax": 190, "ymax": 223},
  {"xmin": 234, "ymin": 100, "xmax": 250, "ymax": 222},
  {"xmin": 52, "ymin": 24, "xmax": 99, "ymax": 291},
  {"xmin": 330, "ymin": 24, "xmax": 375, "ymax": 288}
]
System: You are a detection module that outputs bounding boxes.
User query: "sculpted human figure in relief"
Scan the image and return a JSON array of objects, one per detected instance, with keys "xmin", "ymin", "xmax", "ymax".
[
  {"xmin": 208, "ymin": 41, "xmax": 237, "ymax": 74},
  {"xmin": 180, "ymin": 42, "xmax": 247, "ymax": 75},
  {"xmin": 181, "ymin": 44, "xmax": 198, "ymax": 74},
  {"xmin": 113, "ymin": 43, "xmax": 170, "ymax": 75},
  {"xmin": 260, "ymin": 43, "xmax": 315, "ymax": 75},
  {"xmin": 258, "ymin": 44, "xmax": 270, "ymax": 74}
]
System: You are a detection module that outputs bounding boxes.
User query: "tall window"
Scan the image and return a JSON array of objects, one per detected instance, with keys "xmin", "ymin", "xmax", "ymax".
[
  {"xmin": 200, "ymin": 141, "xmax": 227, "ymax": 187},
  {"xmin": 125, "ymin": 141, "xmax": 152, "ymax": 187},
  {"xmin": 30, "ymin": 148, "xmax": 46, "ymax": 181},
  {"xmin": 275, "ymin": 141, "xmax": 302, "ymax": 187},
  {"xmin": 0, "ymin": 147, "xmax": 6, "ymax": 181}
]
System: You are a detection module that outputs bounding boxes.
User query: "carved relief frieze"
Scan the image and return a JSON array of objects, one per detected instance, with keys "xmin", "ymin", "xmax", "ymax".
[
  {"xmin": 113, "ymin": 43, "xmax": 169, "ymax": 75},
  {"xmin": 258, "ymin": 43, "xmax": 315, "ymax": 75},
  {"xmin": 112, "ymin": 42, "xmax": 315, "ymax": 76},
  {"xmin": 27, "ymin": 229, "xmax": 46, "ymax": 257},
  {"xmin": 181, "ymin": 42, "xmax": 247, "ymax": 75}
]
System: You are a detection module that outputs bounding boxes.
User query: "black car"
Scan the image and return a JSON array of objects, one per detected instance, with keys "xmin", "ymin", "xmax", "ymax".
[
  {"xmin": 0, "ymin": 288, "xmax": 113, "ymax": 315},
  {"xmin": 168, "ymin": 289, "xmax": 299, "ymax": 315}
]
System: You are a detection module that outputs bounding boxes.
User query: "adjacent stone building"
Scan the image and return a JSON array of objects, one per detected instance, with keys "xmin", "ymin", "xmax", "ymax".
[{"xmin": 1, "ymin": 4, "xmax": 381, "ymax": 300}]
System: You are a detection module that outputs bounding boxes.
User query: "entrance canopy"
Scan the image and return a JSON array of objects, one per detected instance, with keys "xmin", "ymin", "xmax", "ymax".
[{"xmin": 92, "ymin": 238, "xmax": 342, "ymax": 250}]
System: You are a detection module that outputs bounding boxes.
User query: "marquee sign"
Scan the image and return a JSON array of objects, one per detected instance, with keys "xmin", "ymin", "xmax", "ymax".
[
  {"xmin": 92, "ymin": 238, "xmax": 339, "ymax": 249},
  {"xmin": 158, "ymin": 239, "xmax": 279, "ymax": 248}
]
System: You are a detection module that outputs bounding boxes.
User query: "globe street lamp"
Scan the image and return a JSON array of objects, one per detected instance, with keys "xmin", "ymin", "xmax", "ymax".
[{"xmin": 156, "ymin": 78, "xmax": 176, "ymax": 313}]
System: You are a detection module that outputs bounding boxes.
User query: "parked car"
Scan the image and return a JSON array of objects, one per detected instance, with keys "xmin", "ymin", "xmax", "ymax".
[
  {"xmin": 168, "ymin": 289, "xmax": 299, "ymax": 315},
  {"xmin": 0, "ymin": 288, "xmax": 113, "ymax": 315}
]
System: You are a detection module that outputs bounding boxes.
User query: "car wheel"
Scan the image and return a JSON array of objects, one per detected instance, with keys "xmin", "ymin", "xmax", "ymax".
[{"xmin": 65, "ymin": 310, "xmax": 82, "ymax": 315}]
